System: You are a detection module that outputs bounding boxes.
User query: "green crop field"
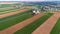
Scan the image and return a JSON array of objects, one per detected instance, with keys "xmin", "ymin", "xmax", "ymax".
[
  {"xmin": 0, "ymin": 4, "xmax": 21, "ymax": 8},
  {"xmin": 0, "ymin": 7, "xmax": 21, "ymax": 14},
  {"xmin": 50, "ymin": 18, "xmax": 60, "ymax": 34},
  {"xmin": 0, "ymin": 4, "xmax": 22, "ymax": 14},
  {"xmin": 0, "ymin": 10, "xmax": 32, "ymax": 30},
  {"xmin": 14, "ymin": 13, "xmax": 53, "ymax": 34},
  {"xmin": 0, "ymin": 4, "xmax": 13, "ymax": 8},
  {"xmin": 0, "ymin": 7, "xmax": 17, "ymax": 12}
]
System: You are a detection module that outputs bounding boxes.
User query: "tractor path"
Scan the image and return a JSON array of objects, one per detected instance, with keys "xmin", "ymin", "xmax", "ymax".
[
  {"xmin": 0, "ymin": 14, "xmax": 44, "ymax": 34},
  {"xmin": 32, "ymin": 13, "xmax": 60, "ymax": 34}
]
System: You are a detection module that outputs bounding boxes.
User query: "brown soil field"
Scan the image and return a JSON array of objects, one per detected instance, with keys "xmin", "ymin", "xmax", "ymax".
[
  {"xmin": 0, "ymin": 8, "xmax": 30, "ymax": 18},
  {"xmin": 0, "ymin": 14, "xmax": 44, "ymax": 34},
  {"xmin": 32, "ymin": 13, "xmax": 60, "ymax": 34}
]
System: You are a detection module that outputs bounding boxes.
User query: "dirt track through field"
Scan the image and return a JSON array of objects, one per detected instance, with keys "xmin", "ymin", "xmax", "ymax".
[
  {"xmin": 0, "ymin": 14, "xmax": 44, "ymax": 34},
  {"xmin": 32, "ymin": 13, "xmax": 60, "ymax": 34},
  {"xmin": 0, "ymin": 8, "xmax": 30, "ymax": 18}
]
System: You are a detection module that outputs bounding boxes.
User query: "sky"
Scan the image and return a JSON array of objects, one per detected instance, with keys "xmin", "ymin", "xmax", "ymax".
[{"xmin": 0, "ymin": 0, "xmax": 60, "ymax": 1}]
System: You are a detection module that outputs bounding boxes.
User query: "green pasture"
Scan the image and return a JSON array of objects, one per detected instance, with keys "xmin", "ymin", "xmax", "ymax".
[
  {"xmin": 0, "ymin": 4, "xmax": 21, "ymax": 8},
  {"xmin": 0, "ymin": 7, "xmax": 15, "ymax": 12},
  {"xmin": 0, "ymin": 10, "xmax": 32, "ymax": 31},
  {"xmin": 50, "ymin": 18, "xmax": 60, "ymax": 34},
  {"xmin": 0, "ymin": 4, "xmax": 22, "ymax": 14},
  {"xmin": 0, "ymin": 7, "xmax": 21, "ymax": 15},
  {"xmin": 0, "ymin": 4, "xmax": 12, "ymax": 8},
  {"xmin": 14, "ymin": 13, "xmax": 53, "ymax": 34}
]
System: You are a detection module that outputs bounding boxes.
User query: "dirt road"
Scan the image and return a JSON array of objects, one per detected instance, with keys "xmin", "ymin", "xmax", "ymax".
[
  {"xmin": 0, "ymin": 14, "xmax": 44, "ymax": 34},
  {"xmin": 32, "ymin": 13, "xmax": 60, "ymax": 34},
  {"xmin": 0, "ymin": 8, "xmax": 30, "ymax": 18}
]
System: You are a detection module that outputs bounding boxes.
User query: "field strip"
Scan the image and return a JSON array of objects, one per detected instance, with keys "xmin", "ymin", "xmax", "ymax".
[
  {"xmin": 0, "ymin": 8, "xmax": 21, "ymax": 15},
  {"xmin": 14, "ymin": 13, "xmax": 53, "ymax": 34},
  {"xmin": 0, "ymin": 7, "xmax": 13, "ymax": 10},
  {"xmin": 50, "ymin": 18, "xmax": 60, "ymax": 34},
  {"xmin": 32, "ymin": 13, "xmax": 60, "ymax": 34},
  {"xmin": 0, "ymin": 14, "xmax": 44, "ymax": 34},
  {"xmin": 0, "ymin": 11, "xmax": 32, "ymax": 30},
  {"xmin": 0, "ymin": 8, "xmax": 30, "ymax": 18}
]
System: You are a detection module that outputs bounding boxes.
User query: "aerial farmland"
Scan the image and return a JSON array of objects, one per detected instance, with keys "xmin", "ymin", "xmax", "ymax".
[{"xmin": 0, "ymin": 1, "xmax": 60, "ymax": 34}]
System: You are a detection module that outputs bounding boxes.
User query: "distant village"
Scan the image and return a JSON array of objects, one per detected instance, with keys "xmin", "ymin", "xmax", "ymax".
[
  {"xmin": 0, "ymin": 1, "xmax": 60, "ymax": 12},
  {"xmin": 41, "ymin": 5, "xmax": 60, "ymax": 11}
]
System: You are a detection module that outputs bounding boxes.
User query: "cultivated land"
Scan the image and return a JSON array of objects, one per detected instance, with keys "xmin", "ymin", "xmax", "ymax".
[
  {"xmin": 50, "ymin": 18, "xmax": 60, "ymax": 34},
  {"xmin": 0, "ymin": 7, "xmax": 20, "ymax": 15},
  {"xmin": 0, "ymin": 10, "xmax": 32, "ymax": 30},
  {"xmin": 0, "ymin": 13, "xmax": 44, "ymax": 34},
  {"xmin": 0, "ymin": 5, "xmax": 60, "ymax": 34},
  {"xmin": 0, "ymin": 4, "xmax": 22, "ymax": 14},
  {"xmin": 32, "ymin": 13, "xmax": 60, "ymax": 34},
  {"xmin": 0, "ymin": 10, "xmax": 60, "ymax": 34},
  {"xmin": 14, "ymin": 13, "xmax": 53, "ymax": 34},
  {"xmin": 0, "ymin": 8, "xmax": 30, "ymax": 18}
]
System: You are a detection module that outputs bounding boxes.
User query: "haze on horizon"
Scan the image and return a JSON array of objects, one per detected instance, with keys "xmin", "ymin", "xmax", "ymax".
[{"xmin": 0, "ymin": 0, "xmax": 60, "ymax": 2}]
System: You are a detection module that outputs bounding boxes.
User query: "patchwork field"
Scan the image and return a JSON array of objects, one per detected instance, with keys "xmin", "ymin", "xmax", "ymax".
[
  {"xmin": 0, "ymin": 7, "xmax": 21, "ymax": 15},
  {"xmin": 14, "ymin": 13, "xmax": 53, "ymax": 34},
  {"xmin": 50, "ymin": 18, "xmax": 60, "ymax": 34},
  {"xmin": 0, "ymin": 6, "xmax": 60, "ymax": 34},
  {"xmin": 0, "ymin": 4, "xmax": 22, "ymax": 15},
  {"xmin": 0, "ymin": 10, "xmax": 32, "ymax": 30},
  {"xmin": 0, "ymin": 1, "xmax": 60, "ymax": 34}
]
